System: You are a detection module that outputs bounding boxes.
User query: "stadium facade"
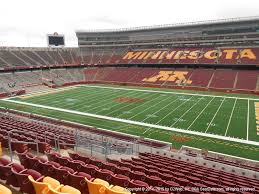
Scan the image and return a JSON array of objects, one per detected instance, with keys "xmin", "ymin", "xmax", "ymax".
[{"xmin": 76, "ymin": 17, "xmax": 259, "ymax": 66}]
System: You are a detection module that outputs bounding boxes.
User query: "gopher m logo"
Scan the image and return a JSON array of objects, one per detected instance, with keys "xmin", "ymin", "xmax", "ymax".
[{"xmin": 142, "ymin": 71, "xmax": 192, "ymax": 85}]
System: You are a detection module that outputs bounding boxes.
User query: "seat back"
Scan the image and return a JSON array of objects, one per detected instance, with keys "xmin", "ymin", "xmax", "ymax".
[
  {"xmin": 14, "ymin": 169, "xmax": 43, "ymax": 194},
  {"xmin": 16, "ymin": 152, "xmax": 30, "ymax": 168},
  {"xmin": 85, "ymin": 178, "xmax": 108, "ymax": 194},
  {"xmin": 6, "ymin": 164, "xmax": 25, "ymax": 187},
  {"xmin": 28, "ymin": 175, "xmax": 50, "ymax": 194},
  {"xmin": 43, "ymin": 176, "xmax": 61, "ymax": 190},
  {"xmin": 0, "ymin": 162, "xmax": 11, "ymax": 180},
  {"xmin": 111, "ymin": 174, "xmax": 130, "ymax": 187},
  {"xmin": 45, "ymin": 185, "xmax": 64, "ymax": 194},
  {"xmin": 69, "ymin": 172, "xmax": 91, "ymax": 194},
  {"xmin": 53, "ymin": 166, "xmax": 73, "ymax": 184},
  {"xmin": 107, "ymin": 186, "xmax": 131, "ymax": 194},
  {"xmin": 68, "ymin": 152, "xmax": 80, "ymax": 160},
  {"xmin": 0, "ymin": 184, "xmax": 12, "ymax": 194},
  {"xmin": 61, "ymin": 185, "xmax": 81, "ymax": 194}
]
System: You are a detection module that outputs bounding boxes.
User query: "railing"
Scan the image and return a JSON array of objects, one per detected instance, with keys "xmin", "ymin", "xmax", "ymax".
[
  {"xmin": 5, "ymin": 127, "xmax": 137, "ymax": 161},
  {"xmin": 74, "ymin": 129, "xmax": 135, "ymax": 158},
  {"xmin": 8, "ymin": 130, "xmax": 39, "ymax": 161},
  {"xmin": 146, "ymin": 147, "xmax": 259, "ymax": 180}
]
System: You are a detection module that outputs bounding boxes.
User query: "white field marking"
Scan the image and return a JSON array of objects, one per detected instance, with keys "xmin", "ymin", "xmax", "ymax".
[
  {"xmin": 28, "ymin": 86, "xmax": 116, "ymax": 106},
  {"xmin": 141, "ymin": 95, "xmax": 180, "ymax": 122},
  {"xmin": 75, "ymin": 89, "xmax": 138, "ymax": 112},
  {"xmin": 187, "ymin": 97, "xmax": 215, "ymax": 130},
  {"xmin": 122, "ymin": 111, "xmax": 132, "ymax": 114},
  {"xmin": 33, "ymin": 91, "xmax": 104, "ymax": 109},
  {"xmin": 155, "ymin": 96, "xmax": 195, "ymax": 125},
  {"xmin": 2, "ymin": 104, "xmax": 170, "ymax": 146},
  {"xmin": 2, "ymin": 98, "xmax": 259, "ymax": 146},
  {"xmin": 41, "ymin": 87, "xmax": 130, "ymax": 112},
  {"xmin": 224, "ymin": 98, "xmax": 238, "ymax": 136},
  {"xmin": 128, "ymin": 95, "xmax": 173, "ymax": 120},
  {"xmin": 247, "ymin": 99, "xmax": 250, "ymax": 140},
  {"xmin": 143, "ymin": 96, "xmax": 194, "ymax": 134},
  {"xmin": 81, "ymin": 85, "xmax": 259, "ymax": 101},
  {"xmin": 27, "ymin": 88, "xmax": 117, "ymax": 113},
  {"xmin": 170, "ymin": 97, "xmax": 203, "ymax": 127},
  {"xmin": 205, "ymin": 98, "xmax": 226, "ymax": 133},
  {"xmin": 20, "ymin": 87, "xmax": 80, "ymax": 100},
  {"xmin": 146, "ymin": 114, "xmax": 158, "ymax": 118},
  {"xmin": 123, "ymin": 95, "xmax": 179, "ymax": 134},
  {"xmin": 101, "ymin": 108, "xmax": 110, "ymax": 111},
  {"xmin": 20, "ymin": 86, "xmax": 104, "ymax": 106},
  {"xmin": 82, "ymin": 88, "xmax": 138, "ymax": 107},
  {"xmin": 71, "ymin": 89, "xmax": 118, "ymax": 108},
  {"xmin": 96, "ymin": 93, "xmax": 178, "ymax": 131},
  {"xmin": 104, "ymin": 92, "xmax": 158, "ymax": 116},
  {"xmin": 95, "ymin": 91, "xmax": 153, "ymax": 115},
  {"xmin": 9, "ymin": 85, "xmax": 80, "ymax": 100},
  {"xmin": 36, "ymin": 88, "xmax": 139, "ymax": 115}
]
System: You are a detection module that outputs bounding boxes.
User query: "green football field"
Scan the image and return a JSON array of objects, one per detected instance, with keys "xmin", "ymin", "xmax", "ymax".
[{"xmin": 0, "ymin": 84, "xmax": 259, "ymax": 160}]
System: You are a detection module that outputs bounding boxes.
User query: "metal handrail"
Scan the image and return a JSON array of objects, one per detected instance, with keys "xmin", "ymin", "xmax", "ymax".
[{"xmin": 8, "ymin": 129, "xmax": 39, "ymax": 161}]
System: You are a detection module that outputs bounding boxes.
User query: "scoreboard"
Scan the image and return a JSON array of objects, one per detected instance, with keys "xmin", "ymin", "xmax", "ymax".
[{"xmin": 47, "ymin": 32, "xmax": 65, "ymax": 47}]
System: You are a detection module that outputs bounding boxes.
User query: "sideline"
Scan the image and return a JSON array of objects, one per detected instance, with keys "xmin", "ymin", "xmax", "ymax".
[
  {"xmin": 2, "ymin": 98, "xmax": 259, "ymax": 146},
  {"xmin": 81, "ymin": 85, "xmax": 259, "ymax": 101}
]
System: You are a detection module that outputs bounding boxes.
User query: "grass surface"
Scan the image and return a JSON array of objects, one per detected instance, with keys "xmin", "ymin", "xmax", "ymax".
[{"xmin": 1, "ymin": 84, "xmax": 259, "ymax": 160}]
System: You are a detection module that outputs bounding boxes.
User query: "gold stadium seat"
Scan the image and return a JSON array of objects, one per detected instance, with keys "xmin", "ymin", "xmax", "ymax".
[
  {"xmin": 43, "ymin": 176, "xmax": 62, "ymax": 189},
  {"xmin": 85, "ymin": 178, "xmax": 109, "ymax": 194},
  {"xmin": 45, "ymin": 185, "xmax": 64, "ymax": 194},
  {"xmin": 93, "ymin": 178, "xmax": 110, "ymax": 187},
  {"xmin": 47, "ymin": 185, "xmax": 80, "ymax": 194},
  {"xmin": 107, "ymin": 185, "xmax": 131, "ymax": 194},
  {"xmin": 60, "ymin": 185, "xmax": 81, "ymax": 194},
  {"xmin": 29, "ymin": 176, "xmax": 50, "ymax": 194},
  {"xmin": 29, "ymin": 175, "xmax": 62, "ymax": 194},
  {"xmin": 0, "ymin": 184, "xmax": 12, "ymax": 194}
]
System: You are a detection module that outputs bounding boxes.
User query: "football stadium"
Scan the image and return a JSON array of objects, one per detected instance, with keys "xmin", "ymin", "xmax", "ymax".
[{"xmin": 0, "ymin": 2, "xmax": 259, "ymax": 194}]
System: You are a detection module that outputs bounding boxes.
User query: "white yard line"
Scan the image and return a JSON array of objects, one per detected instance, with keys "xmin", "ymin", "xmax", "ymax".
[
  {"xmin": 104, "ymin": 92, "xmax": 158, "ymax": 116},
  {"xmin": 141, "ymin": 96, "xmax": 180, "ymax": 122},
  {"xmin": 63, "ymin": 89, "xmax": 122, "ymax": 111},
  {"xmin": 205, "ymin": 98, "xmax": 226, "ymax": 133},
  {"xmin": 7, "ymin": 85, "xmax": 80, "ymax": 99},
  {"xmin": 16, "ymin": 86, "xmax": 100, "ymax": 105},
  {"xmin": 28, "ymin": 87, "xmax": 117, "ymax": 110},
  {"xmin": 37, "ymin": 87, "xmax": 133, "ymax": 112},
  {"xmin": 143, "ymin": 96, "xmax": 194, "ymax": 134},
  {"xmin": 77, "ymin": 90, "xmax": 139, "ymax": 112},
  {"xmin": 170, "ymin": 97, "xmax": 203, "ymax": 127},
  {"xmin": 187, "ymin": 97, "xmax": 215, "ymax": 130},
  {"xmin": 3, "ymin": 98, "xmax": 259, "ymax": 146},
  {"xmin": 247, "ymin": 99, "xmax": 250, "ymax": 140},
  {"xmin": 95, "ymin": 91, "xmax": 153, "ymax": 115},
  {"xmin": 128, "ymin": 95, "xmax": 173, "ymax": 120},
  {"xmin": 155, "ymin": 96, "xmax": 195, "ymax": 126},
  {"xmin": 29, "ymin": 87, "xmax": 112, "ymax": 106},
  {"xmin": 224, "ymin": 98, "xmax": 237, "ymax": 136},
  {"xmin": 81, "ymin": 85, "xmax": 259, "ymax": 101}
]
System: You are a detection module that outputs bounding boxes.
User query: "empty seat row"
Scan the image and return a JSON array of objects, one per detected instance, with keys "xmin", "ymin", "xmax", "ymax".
[
  {"xmin": 0, "ymin": 109, "xmax": 167, "ymax": 149},
  {"xmin": 0, "ymin": 155, "xmax": 140, "ymax": 194},
  {"xmin": 84, "ymin": 67, "xmax": 259, "ymax": 92},
  {"xmin": 0, "ymin": 49, "xmax": 78, "ymax": 68}
]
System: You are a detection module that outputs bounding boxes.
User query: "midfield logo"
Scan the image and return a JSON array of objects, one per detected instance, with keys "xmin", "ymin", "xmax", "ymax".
[{"xmin": 143, "ymin": 71, "xmax": 192, "ymax": 84}]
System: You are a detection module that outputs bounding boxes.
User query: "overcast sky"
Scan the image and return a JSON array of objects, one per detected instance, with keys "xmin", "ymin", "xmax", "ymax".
[{"xmin": 0, "ymin": 0, "xmax": 258, "ymax": 47}]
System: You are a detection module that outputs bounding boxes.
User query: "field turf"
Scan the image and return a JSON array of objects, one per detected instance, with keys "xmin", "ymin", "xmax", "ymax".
[{"xmin": 0, "ymin": 84, "xmax": 259, "ymax": 160}]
